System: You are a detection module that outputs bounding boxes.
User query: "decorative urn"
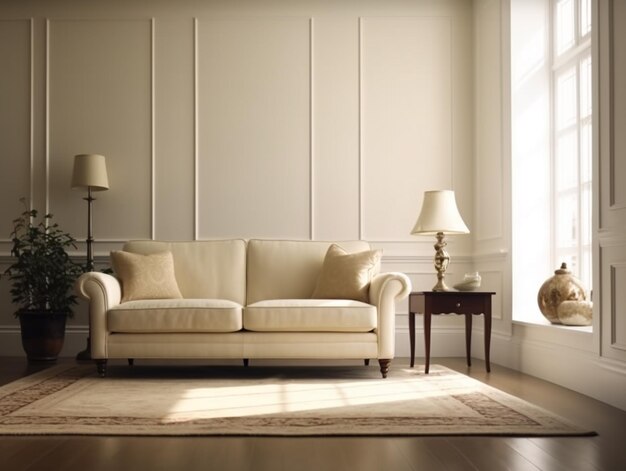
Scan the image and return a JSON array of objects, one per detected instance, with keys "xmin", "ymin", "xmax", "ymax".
[{"xmin": 537, "ymin": 263, "xmax": 587, "ymax": 324}]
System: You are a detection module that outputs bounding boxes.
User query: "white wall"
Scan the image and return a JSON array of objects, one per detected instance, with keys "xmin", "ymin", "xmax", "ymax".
[{"xmin": 0, "ymin": 0, "xmax": 474, "ymax": 358}]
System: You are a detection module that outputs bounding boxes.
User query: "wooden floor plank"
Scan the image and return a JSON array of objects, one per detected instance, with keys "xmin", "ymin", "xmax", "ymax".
[
  {"xmin": 394, "ymin": 437, "xmax": 478, "ymax": 471},
  {"xmin": 503, "ymin": 437, "xmax": 590, "ymax": 471},
  {"xmin": 448, "ymin": 437, "xmax": 542, "ymax": 471}
]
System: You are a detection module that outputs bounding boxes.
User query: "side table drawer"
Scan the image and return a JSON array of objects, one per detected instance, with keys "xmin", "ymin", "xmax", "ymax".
[{"xmin": 430, "ymin": 295, "xmax": 486, "ymax": 315}]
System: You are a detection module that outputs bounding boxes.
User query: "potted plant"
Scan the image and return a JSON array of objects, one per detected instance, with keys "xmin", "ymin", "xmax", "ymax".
[{"xmin": 1, "ymin": 204, "xmax": 83, "ymax": 361}]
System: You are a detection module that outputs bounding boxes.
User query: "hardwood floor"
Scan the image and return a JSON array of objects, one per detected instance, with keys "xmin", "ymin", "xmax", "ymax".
[{"xmin": 1, "ymin": 356, "xmax": 624, "ymax": 471}]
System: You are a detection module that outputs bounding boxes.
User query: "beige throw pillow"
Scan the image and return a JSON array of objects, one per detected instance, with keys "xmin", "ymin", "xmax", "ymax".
[
  {"xmin": 110, "ymin": 251, "xmax": 183, "ymax": 303},
  {"xmin": 311, "ymin": 244, "xmax": 382, "ymax": 303}
]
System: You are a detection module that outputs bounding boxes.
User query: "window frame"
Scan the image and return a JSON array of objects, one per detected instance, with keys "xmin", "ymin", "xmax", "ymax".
[{"xmin": 550, "ymin": 0, "xmax": 593, "ymax": 291}]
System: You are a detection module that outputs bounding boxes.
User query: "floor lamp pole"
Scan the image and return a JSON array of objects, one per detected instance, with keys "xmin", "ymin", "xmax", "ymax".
[{"xmin": 76, "ymin": 187, "xmax": 95, "ymax": 361}]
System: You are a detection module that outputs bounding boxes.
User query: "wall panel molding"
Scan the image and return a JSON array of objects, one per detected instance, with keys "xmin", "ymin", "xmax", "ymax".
[
  {"xmin": 196, "ymin": 17, "xmax": 311, "ymax": 240},
  {"xmin": 360, "ymin": 16, "xmax": 455, "ymax": 243},
  {"xmin": 47, "ymin": 18, "xmax": 154, "ymax": 242},
  {"xmin": 308, "ymin": 17, "xmax": 314, "ymax": 240},
  {"xmin": 610, "ymin": 263, "xmax": 626, "ymax": 351},
  {"xmin": 193, "ymin": 17, "xmax": 199, "ymax": 240},
  {"xmin": 0, "ymin": 19, "xmax": 33, "ymax": 242},
  {"xmin": 474, "ymin": 0, "xmax": 505, "ymax": 243}
]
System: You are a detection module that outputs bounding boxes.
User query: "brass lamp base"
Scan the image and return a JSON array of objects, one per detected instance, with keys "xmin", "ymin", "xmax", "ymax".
[{"xmin": 432, "ymin": 232, "xmax": 452, "ymax": 292}]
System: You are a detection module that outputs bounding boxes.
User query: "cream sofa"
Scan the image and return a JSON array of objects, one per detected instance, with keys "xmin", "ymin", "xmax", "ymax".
[{"xmin": 76, "ymin": 239, "xmax": 411, "ymax": 378}]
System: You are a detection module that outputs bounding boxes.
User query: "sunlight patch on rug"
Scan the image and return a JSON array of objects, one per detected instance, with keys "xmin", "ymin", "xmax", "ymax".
[{"xmin": 0, "ymin": 364, "xmax": 595, "ymax": 436}]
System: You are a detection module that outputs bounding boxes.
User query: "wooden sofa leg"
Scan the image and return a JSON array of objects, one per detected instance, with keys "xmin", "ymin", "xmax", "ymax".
[
  {"xmin": 364, "ymin": 359, "xmax": 370, "ymax": 366},
  {"xmin": 128, "ymin": 358, "xmax": 134, "ymax": 366},
  {"xmin": 96, "ymin": 360, "xmax": 108, "ymax": 378},
  {"xmin": 243, "ymin": 358, "xmax": 249, "ymax": 367},
  {"xmin": 378, "ymin": 359, "xmax": 390, "ymax": 378}
]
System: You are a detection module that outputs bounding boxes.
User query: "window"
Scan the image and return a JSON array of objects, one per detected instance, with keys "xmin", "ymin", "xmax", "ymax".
[
  {"xmin": 552, "ymin": 0, "xmax": 592, "ymax": 292},
  {"xmin": 511, "ymin": 0, "xmax": 593, "ymax": 325}
]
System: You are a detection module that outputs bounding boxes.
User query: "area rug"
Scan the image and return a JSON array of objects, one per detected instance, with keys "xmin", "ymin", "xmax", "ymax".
[{"xmin": 0, "ymin": 364, "xmax": 594, "ymax": 436}]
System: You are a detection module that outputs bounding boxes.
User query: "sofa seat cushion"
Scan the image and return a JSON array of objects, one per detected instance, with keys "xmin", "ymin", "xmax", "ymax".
[
  {"xmin": 108, "ymin": 299, "xmax": 243, "ymax": 333},
  {"xmin": 244, "ymin": 299, "xmax": 376, "ymax": 332}
]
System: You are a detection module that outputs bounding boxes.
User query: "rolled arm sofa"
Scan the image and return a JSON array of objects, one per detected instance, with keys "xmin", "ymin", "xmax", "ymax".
[{"xmin": 76, "ymin": 239, "xmax": 411, "ymax": 378}]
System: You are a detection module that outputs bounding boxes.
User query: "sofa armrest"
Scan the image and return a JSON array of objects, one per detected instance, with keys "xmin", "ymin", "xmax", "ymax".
[
  {"xmin": 75, "ymin": 272, "xmax": 122, "ymax": 359},
  {"xmin": 369, "ymin": 272, "xmax": 412, "ymax": 359}
]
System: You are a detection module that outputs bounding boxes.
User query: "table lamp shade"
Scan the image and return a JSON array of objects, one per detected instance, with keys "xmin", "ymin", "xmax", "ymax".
[
  {"xmin": 72, "ymin": 154, "xmax": 109, "ymax": 191},
  {"xmin": 411, "ymin": 190, "xmax": 469, "ymax": 235}
]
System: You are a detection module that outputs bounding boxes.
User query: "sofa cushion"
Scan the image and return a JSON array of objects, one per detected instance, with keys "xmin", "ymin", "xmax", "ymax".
[
  {"xmin": 311, "ymin": 244, "xmax": 382, "ymax": 303},
  {"xmin": 123, "ymin": 240, "xmax": 247, "ymax": 305},
  {"xmin": 246, "ymin": 239, "xmax": 373, "ymax": 305},
  {"xmin": 108, "ymin": 299, "xmax": 243, "ymax": 333},
  {"xmin": 110, "ymin": 251, "xmax": 183, "ymax": 303},
  {"xmin": 244, "ymin": 299, "xmax": 376, "ymax": 332}
]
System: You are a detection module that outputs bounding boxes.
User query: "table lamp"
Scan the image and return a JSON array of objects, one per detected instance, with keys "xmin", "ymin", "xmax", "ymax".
[{"xmin": 411, "ymin": 190, "xmax": 469, "ymax": 291}]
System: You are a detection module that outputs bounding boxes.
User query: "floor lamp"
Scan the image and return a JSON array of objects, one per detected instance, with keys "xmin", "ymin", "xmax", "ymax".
[{"xmin": 72, "ymin": 154, "xmax": 109, "ymax": 360}]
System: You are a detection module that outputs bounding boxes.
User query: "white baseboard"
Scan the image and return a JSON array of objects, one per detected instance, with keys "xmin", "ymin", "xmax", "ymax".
[
  {"xmin": 0, "ymin": 326, "xmax": 89, "ymax": 358},
  {"xmin": 471, "ymin": 328, "xmax": 626, "ymax": 411}
]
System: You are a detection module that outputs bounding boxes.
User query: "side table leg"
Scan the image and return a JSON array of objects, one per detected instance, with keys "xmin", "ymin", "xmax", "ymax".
[
  {"xmin": 409, "ymin": 311, "xmax": 416, "ymax": 368},
  {"xmin": 465, "ymin": 313, "xmax": 472, "ymax": 367},
  {"xmin": 484, "ymin": 310, "xmax": 492, "ymax": 373},
  {"xmin": 424, "ymin": 312, "xmax": 432, "ymax": 374}
]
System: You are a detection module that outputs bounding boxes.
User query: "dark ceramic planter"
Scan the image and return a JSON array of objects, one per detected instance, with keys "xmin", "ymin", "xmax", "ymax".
[{"xmin": 18, "ymin": 311, "xmax": 67, "ymax": 361}]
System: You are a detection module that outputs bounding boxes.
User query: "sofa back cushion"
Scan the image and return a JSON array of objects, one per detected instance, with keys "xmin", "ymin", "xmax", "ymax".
[
  {"xmin": 123, "ymin": 240, "xmax": 247, "ymax": 305},
  {"xmin": 246, "ymin": 239, "xmax": 371, "ymax": 305}
]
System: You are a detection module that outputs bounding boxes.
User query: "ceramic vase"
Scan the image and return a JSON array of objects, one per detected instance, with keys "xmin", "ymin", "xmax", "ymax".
[{"xmin": 537, "ymin": 263, "xmax": 587, "ymax": 324}]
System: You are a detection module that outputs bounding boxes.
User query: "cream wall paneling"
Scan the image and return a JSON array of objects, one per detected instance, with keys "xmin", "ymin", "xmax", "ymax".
[
  {"xmin": 599, "ymin": 0, "xmax": 626, "ymax": 228},
  {"xmin": 601, "ymin": 245, "xmax": 626, "ymax": 362},
  {"xmin": 0, "ymin": 19, "xmax": 32, "ymax": 242},
  {"xmin": 47, "ymin": 18, "xmax": 154, "ymax": 243},
  {"xmin": 196, "ymin": 17, "xmax": 311, "ymax": 240},
  {"xmin": 312, "ymin": 17, "xmax": 360, "ymax": 241},
  {"xmin": 607, "ymin": 0, "xmax": 626, "ymax": 213},
  {"xmin": 598, "ymin": 0, "xmax": 626, "ymax": 364},
  {"xmin": 474, "ymin": 0, "xmax": 506, "ymax": 244},
  {"xmin": 155, "ymin": 17, "xmax": 195, "ymax": 241},
  {"xmin": 360, "ymin": 16, "xmax": 454, "ymax": 242},
  {"xmin": 609, "ymin": 263, "xmax": 626, "ymax": 351}
]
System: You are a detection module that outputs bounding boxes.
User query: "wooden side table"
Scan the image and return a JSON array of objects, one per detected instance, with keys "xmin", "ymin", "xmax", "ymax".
[{"xmin": 409, "ymin": 291, "xmax": 495, "ymax": 373}]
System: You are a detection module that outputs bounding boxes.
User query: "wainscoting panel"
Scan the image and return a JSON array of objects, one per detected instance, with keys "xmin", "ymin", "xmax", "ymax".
[
  {"xmin": 609, "ymin": 0, "xmax": 626, "ymax": 211},
  {"xmin": 600, "ymin": 244, "xmax": 626, "ymax": 362},
  {"xmin": 474, "ymin": 0, "xmax": 504, "ymax": 243},
  {"xmin": 0, "ymin": 19, "xmax": 31, "ymax": 241},
  {"xmin": 312, "ymin": 17, "xmax": 360, "ymax": 241},
  {"xmin": 196, "ymin": 18, "xmax": 311, "ymax": 240},
  {"xmin": 599, "ymin": 0, "xmax": 626, "ymax": 228},
  {"xmin": 610, "ymin": 263, "xmax": 626, "ymax": 351},
  {"xmin": 154, "ymin": 18, "xmax": 195, "ymax": 241},
  {"xmin": 360, "ymin": 17, "xmax": 453, "ymax": 242},
  {"xmin": 47, "ymin": 19, "xmax": 153, "ymax": 241}
]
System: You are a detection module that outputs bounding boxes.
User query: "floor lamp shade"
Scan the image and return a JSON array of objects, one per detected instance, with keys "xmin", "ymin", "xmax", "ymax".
[{"xmin": 72, "ymin": 154, "xmax": 109, "ymax": 190}]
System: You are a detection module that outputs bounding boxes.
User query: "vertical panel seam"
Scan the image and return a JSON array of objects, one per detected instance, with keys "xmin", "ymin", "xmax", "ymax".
[
  {"xmin": 150, "ymin": 18, "xmax": 156, "ymax": 240},
  {"xmin": 29, "ymin": 18, "xmax": 34, "ymax": 212},
  {"xmin": 309, "ymin": 17, "xmax": 314, "ymax": 241},
  {"xmin": 449, "ymin": 16, "xmax": 454, "ymax": 192},
  {"xmin": 193, "ymin": 18, "xmax": 199, "ymax": 241},
  {"xmin": 45, "ymin": 18, "xmax": 50, "ymax": 217},
  {"xmin": 608, "ymin": 0, "xmax": 616, "ymax": 208},
  {"xmin": 358, "ymin": 17, "xmax": 363, "ymax": 241}
]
